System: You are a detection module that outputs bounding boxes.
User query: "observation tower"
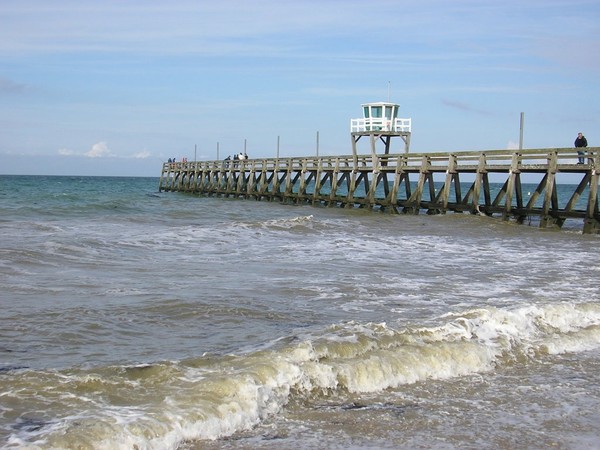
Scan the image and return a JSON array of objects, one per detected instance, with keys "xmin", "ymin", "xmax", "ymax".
[{"xmin": 350, "ymin": 102, "xmax": 411, "ymax": 157}]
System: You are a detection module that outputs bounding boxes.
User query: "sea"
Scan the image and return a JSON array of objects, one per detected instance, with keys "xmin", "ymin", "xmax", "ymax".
[{"xmin": 1, "ymin": 174, "xmax": 600, "ymax": 450}]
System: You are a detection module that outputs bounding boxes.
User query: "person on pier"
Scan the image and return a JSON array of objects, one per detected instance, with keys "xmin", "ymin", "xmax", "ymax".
[{"xmin": 575, "ymin": 132, "xmax": 588, "ymax": 164}]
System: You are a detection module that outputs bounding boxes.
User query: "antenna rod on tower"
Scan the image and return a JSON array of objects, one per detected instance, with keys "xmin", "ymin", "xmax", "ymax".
[{"xmin": 388, "ymin": 81, "xmax": 391, "ymax": 102}]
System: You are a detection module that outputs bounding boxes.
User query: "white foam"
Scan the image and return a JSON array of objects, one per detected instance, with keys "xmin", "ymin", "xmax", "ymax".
[{"xmin": 8, "ymin": 302, "xmax": 600, "ymax": 449}]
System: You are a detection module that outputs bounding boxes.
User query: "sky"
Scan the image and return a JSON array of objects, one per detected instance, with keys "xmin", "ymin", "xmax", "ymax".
[{"xmin": 0, "ymin": 0, "xmax": 599, "ymax": 177}]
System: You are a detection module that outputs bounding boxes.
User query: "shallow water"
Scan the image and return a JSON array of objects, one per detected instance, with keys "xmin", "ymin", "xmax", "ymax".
[{"xmin": 1, "ymin": 175, "xmax": 599, "ymax": 449}]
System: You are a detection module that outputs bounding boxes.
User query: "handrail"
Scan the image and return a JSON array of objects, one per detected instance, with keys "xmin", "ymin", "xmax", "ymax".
[
  {"xmin": 163, "ymin": 147, "xmax": 600, "ymax": 173},
  {"xmin": 350, "ymin": 117, "xmax": 412, "ymax": 133}
]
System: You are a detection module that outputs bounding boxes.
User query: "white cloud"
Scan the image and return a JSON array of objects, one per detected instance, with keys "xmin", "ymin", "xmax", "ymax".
[
  {"xmin": 57, "ymin": 144, "xmax": 152, "ymax": 160},
  {"xmin": 85, "ymin": 141, "xmax": 112, "ymax": 158},
  {"xmin": 133, "ymin": 150, "xmax": 151, "ymax": 159},
  {"xmin": 507, "ymin": 141, "xmax": 520, "ymax": 150}
]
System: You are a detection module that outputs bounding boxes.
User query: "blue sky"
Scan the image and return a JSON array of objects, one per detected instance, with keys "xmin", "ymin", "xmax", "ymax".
[{"xmin": 1, "ymin": 0, "xmax": 599, "ymax": 176}]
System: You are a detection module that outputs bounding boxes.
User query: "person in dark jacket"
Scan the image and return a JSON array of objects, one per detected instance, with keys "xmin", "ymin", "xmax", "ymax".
[{"xmin": 575, "ymin": 132, "xmax": 588, "ymax": 164}]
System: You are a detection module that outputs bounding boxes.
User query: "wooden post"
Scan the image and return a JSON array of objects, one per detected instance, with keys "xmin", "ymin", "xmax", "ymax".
[
  {"xmin": 583, "ymin": 167, "xmax": 600, "ymax": 233},
  {"xmin": 441, "ymin": 154, "xmax": 457, "ymax": 210},
  {"xmin": 502, "ymin": 152, "xmax": 520, "ymax": 221},
  {"xmin": 540, "ymin": 151, "xmax": 558, "ymax": 229}
]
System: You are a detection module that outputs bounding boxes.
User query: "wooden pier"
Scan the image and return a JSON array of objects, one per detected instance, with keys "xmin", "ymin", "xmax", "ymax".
[{"xmin": 158, "ymin": 147, "xmax": 600, "ymax": 234}]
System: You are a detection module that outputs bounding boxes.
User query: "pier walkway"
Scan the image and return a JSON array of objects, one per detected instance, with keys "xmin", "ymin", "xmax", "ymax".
[{"xmin": 158, "ymin": 147, "xmax": 600, "ymax": 234}]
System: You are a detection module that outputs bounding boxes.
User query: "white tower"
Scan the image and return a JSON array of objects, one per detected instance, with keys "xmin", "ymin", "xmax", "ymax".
[{"xmin": 350, "ymin": 101, "xmax": 411, "ymax": 158}]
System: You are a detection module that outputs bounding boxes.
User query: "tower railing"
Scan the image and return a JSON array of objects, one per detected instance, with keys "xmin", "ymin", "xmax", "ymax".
[{"xmin": 350, "ymin": 117, "xmax": 411, "ymax": 133}]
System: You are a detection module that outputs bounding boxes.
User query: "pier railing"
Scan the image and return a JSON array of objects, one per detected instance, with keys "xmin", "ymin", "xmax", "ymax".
[{"xmin": 159, "ymin": 147, "xmax": 600, "ymax": 233}]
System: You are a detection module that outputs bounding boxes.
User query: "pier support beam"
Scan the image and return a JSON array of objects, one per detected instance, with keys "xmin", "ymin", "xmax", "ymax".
[{"xmin": 583, "ymin": 167, "xmax": 600, "ymax": 234}]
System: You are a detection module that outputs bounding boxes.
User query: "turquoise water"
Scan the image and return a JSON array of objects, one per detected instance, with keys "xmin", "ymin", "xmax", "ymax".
[{"xmin": 1, "ymin": 175, "xmax": 600, "ymax": 449}]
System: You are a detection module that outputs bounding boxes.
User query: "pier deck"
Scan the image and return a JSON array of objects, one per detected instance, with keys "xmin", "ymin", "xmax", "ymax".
[{"xmin": 159, "ymin": 147, "xmax": 600, "ymax": 234}]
